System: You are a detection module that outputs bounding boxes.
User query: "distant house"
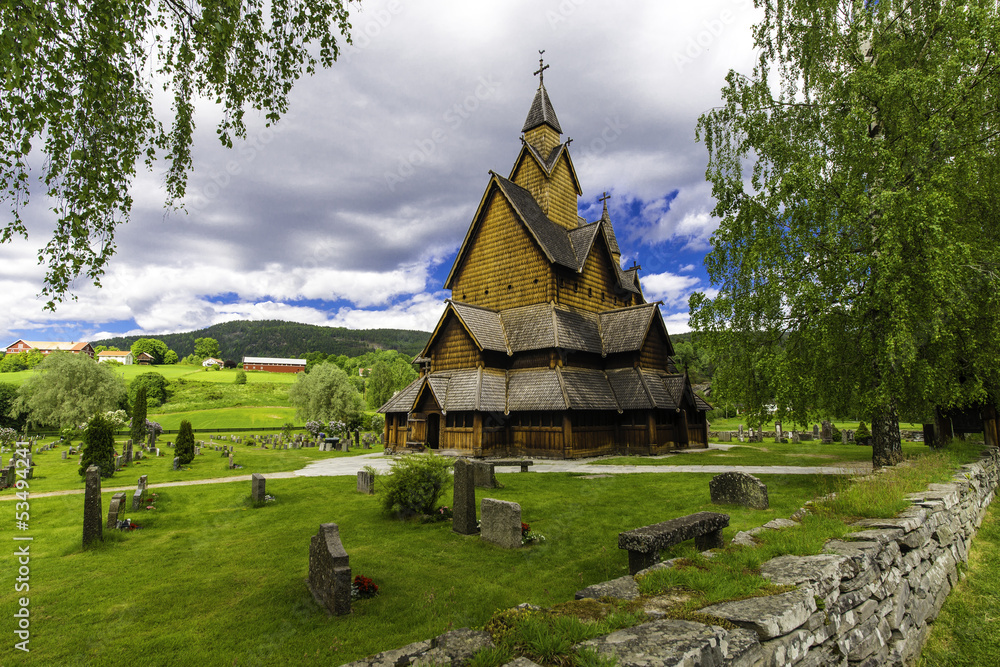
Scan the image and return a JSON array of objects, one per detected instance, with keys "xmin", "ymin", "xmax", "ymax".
[
  {"xmin": 242, "ymin": 356, "xmax": 307, "ymax": 373},
  {"xmin": 136, "ymin": 352, "xmax": 155, "ymax": 365},
  {"xmin": 4, "ymin": 340, "xmax": 95, "ymax": 359},
  {"xmin": 97, "ymin": 350, "xmax": 134, "ymax": 365},
  {"xmin": 202, "ymin": 358, "xmax": 224, "ymax": 367}
]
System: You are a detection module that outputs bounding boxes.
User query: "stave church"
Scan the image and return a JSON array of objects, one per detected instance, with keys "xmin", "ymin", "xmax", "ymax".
[{"xmin": 378, "ymin": 62, "xmax": 710, "ymax": 458}]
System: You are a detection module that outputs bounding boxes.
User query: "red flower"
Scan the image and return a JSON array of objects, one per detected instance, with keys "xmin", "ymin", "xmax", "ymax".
[{"xmin": 521, "ymin": 522, "xmax": 531, "ymax": 535}]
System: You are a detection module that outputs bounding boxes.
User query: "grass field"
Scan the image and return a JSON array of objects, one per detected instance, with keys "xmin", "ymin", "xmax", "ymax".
[
  {"xmin": 147, "ymin": 406, "xmax": 299, "ymax": 430},
  {"xmin": 0, "ymin": 435, "xmax": 382, "ymax": 497},
  {"xmin": 0, "ymin": 363, "xmax": 301, "ymax": 386},
  {"xmin": 593, "ymin": 441, "xmax": 930, "ymax": 467}
]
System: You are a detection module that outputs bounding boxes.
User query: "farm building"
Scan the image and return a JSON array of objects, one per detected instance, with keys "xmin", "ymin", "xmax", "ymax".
[
  {"xmin": 378, "ymin": 68, "xmax": 710, "ymax": 458},
  {"xmin": 4, "ymin": 340, "xmax": 95, "ymax": 358},
  {"xmin": 242, "ymin": 356, "xmax": 307, "ymax": 373},
  {"xmin": 97, "ymin": 350, "xmax": 134, "ymax": 365}
]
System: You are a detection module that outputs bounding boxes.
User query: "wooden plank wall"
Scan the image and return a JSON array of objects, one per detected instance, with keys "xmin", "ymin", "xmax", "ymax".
[
  {"xmin": 430, "ymin": 314, "xmax": 481, "ymax": 371},
  {"xmin": 640, "ymin": 327, "xmax": 671, "ymax": 371},
  {"xmin": 450, "ymin": 194, "xmax": 549, "ymax": 310},
  {"xmin": 555, "ymin": 242, "xmax": 623, "ymax": 313}
]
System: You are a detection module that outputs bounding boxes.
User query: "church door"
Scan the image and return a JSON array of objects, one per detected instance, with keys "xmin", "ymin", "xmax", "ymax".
[{"xmin": 427, "ymin": 413, "xmax": 440, "ymax": 449}]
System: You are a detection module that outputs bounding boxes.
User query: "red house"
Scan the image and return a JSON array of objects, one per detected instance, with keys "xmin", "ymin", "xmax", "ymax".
[
  {"xmin": 3, "ymin": 340, "xmax": 95, "ymax": 358},
  {"xmin": 242, "ymin": 356, "xmax": 306, "ymax": 373}
]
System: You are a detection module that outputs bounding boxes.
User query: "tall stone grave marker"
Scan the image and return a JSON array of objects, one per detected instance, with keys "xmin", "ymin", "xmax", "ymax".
[
  {"xmin": 251, "ymin": 473, "xmax": 266, "ymax": 503},
  {"xmin": 821, "ymin": 420, "xmax": 833, "ymax": 444},
  {"xmin": 307, "ymin": 523, "xmax": 352, "ymax": 616},
  {"xmin": 774, "ymin": 422, "xmax": 783, "ymax": 442},
  {"xmin": 452, "ymin": 459, "xmax": 478, "ymax": 535},
  {"xmin": 813, "ymin": 424, "xmax": 820, "ymax": 438},
  {"xmin": 481, "ymin": 498, "xmax": 522, "ymax": 549},
  {"xmin": 83, "ymin": 465, "xmax": 103, "ymax": 547}
]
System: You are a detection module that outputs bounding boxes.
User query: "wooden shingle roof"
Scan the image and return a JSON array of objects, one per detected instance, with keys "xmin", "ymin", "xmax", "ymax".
[
  {"xmin": 600, "ymin": 305, "xmax": 658, "ymax": 355},
  {"xmin": 508, "ymin": 368, "xmax": 568, "ymax": 411},
  {"xmin": 561, "ymin": 367, "xmax": 620, "ymax": 410},
  {"xmin": 493, "ymin": 175, "xmax": 580, "ymax": 268},
  {"xmin": 379, "ymin": 376, "xmax": 424, "ymax": 413},
  {"xmin": 449, "ymin": 302, "xmax": 508, "ymax": 353},
  {"xmin": 522, "ymin": 83, "xmax": 562, "ymax": 134}
]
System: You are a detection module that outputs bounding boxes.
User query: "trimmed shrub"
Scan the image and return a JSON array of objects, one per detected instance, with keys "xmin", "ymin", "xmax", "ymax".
[
  {"xmin": 234, "ymin": 370, "xmax": 247, "ymax": 385},
  {"xmin": 379, "ymin": 454, "xmax": 453, "ymax": 517},
  {"xmin": 79, "ymin": 413, "xmax": 116, "ymax": 477},
  {"xmin": 176, "ymin": 420, "xmax": 195, "ymax": 464}
]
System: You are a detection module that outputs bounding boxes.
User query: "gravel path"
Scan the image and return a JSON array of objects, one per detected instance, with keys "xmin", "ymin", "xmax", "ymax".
[{"xmin": 6, "ymin": 446, "xmax": 868, "ymax": 501}]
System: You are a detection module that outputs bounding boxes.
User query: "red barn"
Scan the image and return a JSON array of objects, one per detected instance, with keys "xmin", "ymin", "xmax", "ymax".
[{"xmin": 242, "ymin": 356, "xmax": 307, "ymax": 373}]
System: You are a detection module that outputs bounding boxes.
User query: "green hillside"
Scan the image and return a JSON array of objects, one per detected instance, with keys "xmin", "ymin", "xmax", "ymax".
[{"xmin": 92, "ymin": 319, "xmax": 431, "ymax": 359}]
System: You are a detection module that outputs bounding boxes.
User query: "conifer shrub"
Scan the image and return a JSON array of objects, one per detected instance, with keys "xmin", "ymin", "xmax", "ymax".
[
  {"xmin": 379, "ymin": 454, "xmax": 453, "ymax": 517},
  {"xmin": 234, "ymin": 370, "xmax": 247, "ymax": 384},
  {"xmin": 130, "ymin": 385, "xmax": 147, "ymax": 445},
  {"xmin": 79, "ymin": 413, "xmax": 116, "ymax": 478},
  {"xmin": 176, "ymin": 420, "xmax": 195, "ymax": 465}
]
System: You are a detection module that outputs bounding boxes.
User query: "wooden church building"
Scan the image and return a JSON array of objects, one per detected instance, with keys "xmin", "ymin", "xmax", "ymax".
[{"xmin": 379, "ymin": 67, "xmax": 710, "ymax": 458}]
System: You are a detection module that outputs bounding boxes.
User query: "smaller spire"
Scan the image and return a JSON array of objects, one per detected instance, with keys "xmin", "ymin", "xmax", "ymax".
[{"xmin": 599, "ymin": 191, "xmax": 611, "ymax": 220}]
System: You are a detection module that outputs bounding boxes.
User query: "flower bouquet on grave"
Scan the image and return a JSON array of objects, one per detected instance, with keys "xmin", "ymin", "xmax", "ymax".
[
  {"xmin": 521, "ymin": 522, "xmax": 546, "ymax": 545},
  {"xmin": 351, "ymin": 575, "xmax": 379, "ymax": 600}
]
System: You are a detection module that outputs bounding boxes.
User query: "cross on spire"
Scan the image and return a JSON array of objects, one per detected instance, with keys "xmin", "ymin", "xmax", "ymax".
[
  {"xmin": 534, "ymin": 50, "xmax": 549, "ymax": 86},
  {"xmin": 598, "ymin": 192, "xmax": 611, "ymax": 205}
]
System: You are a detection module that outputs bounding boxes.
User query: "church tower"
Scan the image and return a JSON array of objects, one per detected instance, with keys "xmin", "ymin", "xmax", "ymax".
[{"xmin": 379, "ymin": 59, "xmax": 711, "ymax": 458}]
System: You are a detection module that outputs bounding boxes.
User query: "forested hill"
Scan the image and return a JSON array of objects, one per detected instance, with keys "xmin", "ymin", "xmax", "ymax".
[{"xmin": 92, "ymin": 320, "xmax": 431, "ymax": 359}]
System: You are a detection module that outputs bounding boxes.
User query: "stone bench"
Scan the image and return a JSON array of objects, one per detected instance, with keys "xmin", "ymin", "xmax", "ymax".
[
  {"xmin": 489, "ymin": 459, "xmax": 534, "ymax": 473},
  {"xmin": 619, "ymin": 511, "xmax": 730, "ymax": 575}
]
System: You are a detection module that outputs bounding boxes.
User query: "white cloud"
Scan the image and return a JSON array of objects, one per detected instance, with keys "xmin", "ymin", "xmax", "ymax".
[{"xmin": 642, "ymin": 271, "xmax": 703, "ymax": 308}]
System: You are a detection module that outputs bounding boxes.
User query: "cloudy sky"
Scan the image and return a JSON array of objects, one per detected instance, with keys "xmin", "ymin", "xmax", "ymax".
[{"xmin": 0, "ymin": 0, "xmax": 761, "ymax": 346}]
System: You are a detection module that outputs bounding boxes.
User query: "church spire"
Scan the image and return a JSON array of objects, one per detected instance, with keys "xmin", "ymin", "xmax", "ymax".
[{"xmin": 522, "ymin": 51, "xmax": 562, "ymax": 135}]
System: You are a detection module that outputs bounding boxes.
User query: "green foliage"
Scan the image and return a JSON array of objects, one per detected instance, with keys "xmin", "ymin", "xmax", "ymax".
[
  {"xmin": 691, "ymin": 0, "xmax": 1000, "ymax": 467},
  {"xmin": 131, "ymin": 339, "xmax": 170, "ymax": 365},
  {"xmin": 0, "ymin": 382, "xmax": 27, "ymax": 430},
  {"xmin": 131, "ymin": 385, "xmax": 148, "ymax": 444},
  {"xmin": 1, "ymin": 1, "xmax": 353, "ymax": 308},
  {"xmin": 93, "ymin": 320, "xmax": 430, "ymax": 360},
  {"xmin": 129, "ymin": 372, "xmax": 169, "ymax": 407},
  {"xmin": 79, "ymin": 413, "xmax": 117, "ymax": 477},
  {"xmin": 369, "ymin": 413, "xmax": 385, "ymax": 435},
  {"xmin": 856, "ymin": 422, "xmax": 871, "ymax": 440},
  {"xmin": 287, "ymin": 362, "xmax": 363, "ymax": 425},
  {"xmin": 175, "ymin": 420, "xmax": 195, "ymax": 465},
  {"xmin": 13, "ymin": 353, "xmax": 127, "ymax": 428},
  {"xmin": 365, "ymin": 353, "xmax": 419, "ymax": 409},
  {"xmin": 0, "ymin": 350, "xmax": 46, "ymax": 373},
  {"xmin": 379, "ymin": 454, "xmax": 453, "ymax": 517},
  {"xmin": 194, "ymin": 337, "xmax": 221, "ymax": 359},
  {"xmin": 234, "ymin": 370, "xmax": 247, "ymax": 385},
  {"xmin": 163, "ymin": 349, "xmax": 179, "ymax": 365}
]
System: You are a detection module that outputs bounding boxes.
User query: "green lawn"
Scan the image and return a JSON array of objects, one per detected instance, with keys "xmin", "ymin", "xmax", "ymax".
[
  {"xmin": 593, "ymin": 441, "xmax": 930, "ymax": 467},
  {"xmin": 0, "ymin": 470, "xmax": 840, "ymax": 666},
  {"xmin": 0, "ymin": 435, "xmax": 382, "ymax": 497},
  {"xmin": 148, "ymin": 406, "xmax": 298, "ymax": 430},
  {"xmin": 708, "ymin": 416, "xmax": 925, "ymax": 432}
]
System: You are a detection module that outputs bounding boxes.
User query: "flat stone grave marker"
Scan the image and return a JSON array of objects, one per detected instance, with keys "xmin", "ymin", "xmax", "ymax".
[
  {"xmin": 357, "ymin": 470, "xmax": 374, "ymax": 495},
  {"xmin": 106, "ymin": 492, "xmax": 127, "ymax": 528},
  {"xmin": 452, "ymin": 459, "xmax": 478, "ymax": 535},
  {"xmin": 719, "ymin": 431, "xmax": 732, "ymax": 443},
  {"xmin": 62, "ymin": 451, "xmax": 67, "ymax": 460},
  {"xmin": 307, "ymin": 523, "xmax": 352, "ymax": 616},
  {"xmin": 481, "ymin": 498, "xmax": 522, "ymax": 549},
  {"xmin": 473, "ymin": 461, "xmax": 498, "ymax": 489},
  {"xmin": 83, "ymin": 465, "xmax": 103, "ymax": 547},
  {"xmin": 251, "ymin": 473, "xmax": 266, "ymax": 503},
  {"xmin": 710, "ymin": 471, "xmax": 769, "ymax": 509}
]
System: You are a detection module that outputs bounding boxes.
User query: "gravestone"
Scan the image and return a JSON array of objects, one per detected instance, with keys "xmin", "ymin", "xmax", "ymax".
[
  {"xmin": 62, "ymin": 451, "xmax": 67, "ymax": 460},
  {"xmin": 791, "ymin": 431, "xmax": 800, "ymax": 444},
  {"xmin": 709, "ymin": 472, "xmax": 769, "ymax": 510},
  {"xmin": 354, "ymin": 430, "xmax": 360, "ymax": 447},
  {"xmin": 774, "ymin": 422, "xmax": 782, "ymax": 441},
  {"xmin": 821, "ymin": 420, "xmax": 833, "ymax": 444},
  {"xmin": 480, "ymin": 498, "xmax": 522, "ymax": 549},
  {"xmin": 813, "ymin": 424, "xmax": 820, "ymax": 438},
  {"xmin": 106, "ymin": 492, "xmax": 126, "ymax": 528},
  {"xmin": 799, "ymin": 433, "xmax": 812, "ymax": 442},
  {"xmin": 341, "ymin": 441, "xmax": 350, "ymax": 453},
  {"xmin": 738, "ymin": 424, "xmax": 744, "ymax": 436},
  {"xmin": 124, "ymin": 443, "xmax": 132, "ymax": 465},
  {"xmin": 718, "ymin": 431, "xmax": 732, "ymax": 443},
  {"xmin": 173, "ymin": 457, "xmax": 180, "ymax": 471},
  {"xmin": 251, "ymin": 473, "xmax": 266, "ymax": 502},
  {"xmin": 846, "ymin": 429, "xmax": 855, "ymax": 443},
  {"xmin": 83, "ymin": 465, "xmax": 103, "ymax": 547},
  {"xmin": 307, "ymin": 523, "xmax": 352, "ymax": 616},
  {"xmin": 357, "ymin": 470, "xmax": 374, "ymax": 495},
  {"xmin": 221, "ymin": 448, "xmax": 228, "ymax": 457},
  {"xmin": 472, "ymin": 461, "xmax": 498, "ymax": 489},
  {"xmin": 132, "ymin": 488, "xmax": 144, "ymax": 510},
  {"xmin": 228, "ymin": 453, "xmax": 234, "ymax": 469},
  {"xmin": 138, "ymin": 474, "xmax": 147, "ymax": 492},
  {"xmin": 452, "ymin": 459, "xmax": 478, "ymax": 535}
]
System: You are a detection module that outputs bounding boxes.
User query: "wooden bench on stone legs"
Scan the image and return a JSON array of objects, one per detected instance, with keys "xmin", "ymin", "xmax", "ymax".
[
  {"xmin": 618, "ymin": 511, "xmax": 730, "ymax": 575},
  {"xmin": 487, "ymin": 459, "xmax": 534, "ymax": 473}
]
